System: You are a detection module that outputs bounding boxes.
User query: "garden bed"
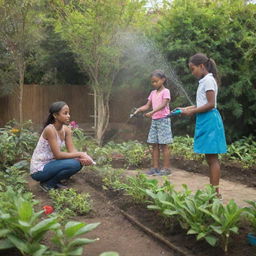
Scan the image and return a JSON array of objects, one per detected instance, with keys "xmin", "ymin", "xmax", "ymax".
[{"xmin": 80, "ymin": 169, "xmax": 254, "ymax": 256}]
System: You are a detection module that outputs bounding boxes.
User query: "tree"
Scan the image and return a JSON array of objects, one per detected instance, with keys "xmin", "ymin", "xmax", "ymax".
[
  {"xmin": 50, "ymin": 0, "xmax": 146, "ymax": 144},
  {"xmin": 152, "ymin": 0, "xmax": 256, "ymax": 140},
  {"xmin": 0, "ymin": 0, "xmax": 42, "ymax": 124}
]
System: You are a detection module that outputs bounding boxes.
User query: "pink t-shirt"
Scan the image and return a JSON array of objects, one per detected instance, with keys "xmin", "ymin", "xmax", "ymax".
[{"xmin": 148, "ymin": 88, "xmax": 171, "ymax": 119}]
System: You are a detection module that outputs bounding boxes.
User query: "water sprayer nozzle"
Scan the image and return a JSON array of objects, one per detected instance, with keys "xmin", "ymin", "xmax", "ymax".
[{"xmin": 166, "ymin": 109, "xmax": 182, "ymax": 118}]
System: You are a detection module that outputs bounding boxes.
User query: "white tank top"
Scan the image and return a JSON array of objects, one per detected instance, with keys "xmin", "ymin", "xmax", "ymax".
[{"xmin": 30, "ymin": 124, "xmax": 65, "ymax": 174}]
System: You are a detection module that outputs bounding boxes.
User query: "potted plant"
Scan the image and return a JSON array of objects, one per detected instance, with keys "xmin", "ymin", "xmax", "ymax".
[{"xmin": 245, "ymin": 200, "xmax": 256, "ymax": 246}]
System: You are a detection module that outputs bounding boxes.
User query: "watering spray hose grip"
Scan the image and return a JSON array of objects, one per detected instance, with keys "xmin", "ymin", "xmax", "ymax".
[{"xmin": 166, "ymin": 109, "xmax": 182, "ymax": 118}]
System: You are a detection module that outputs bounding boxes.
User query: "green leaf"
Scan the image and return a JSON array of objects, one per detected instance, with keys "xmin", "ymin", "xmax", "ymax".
[
  {"xmin": 0, "ymin": 239, "xmax": 14, "ymax": 249},
  {"xmin": 147, "ymin": 205, "xmax": 161, "ymax": 210},
  {"xmin": 17, "ymin": 200, "xmax": 33, "ymax": 222},
  {"xmin": 67, "ymin": 238, "xmax": 99, "ymax": 249},
  {"xmin": 32, "ymin": 245, "xmax": 49, "ymax": 256},
  {"xmin": 7, "ymin": 235, "xmax": 28, "ymax": 253},
  {"xmin": 230, "ymin": 226, "xmax": 239, "ymax": 234},
  {"xmin": 65, "ymin": 246, "xmax": 83, "ymax": 256},
  {"xmin": 205, "ymin": 235, "xmax": 218, "ymax": 247},
  {"xmin": 163, "ymin": 209, "xmax": 178, "ymax": 216},
  {"xmin": 0, "ymin": 229, "xmax": 10, "ymax": 237},
  {"xmin": 197, "ymin": 232, "xmax": 206, "ymax": 240},
  {"xmin": 99, "ymin": 252, "xmax": 119, "ymax": 256},
  {"xmin": 65, "ymin": 222, "xmax": 100, "ymax": 238},
  {"xmin": 30, "ymin": 217, "xmax": 59, "ymax": 238},
  {"xmin": 187, "ymin": 229, "xmax": 198, "ymax": 235},
  {"xmin": 210, "ymin": 225, "xmax": 222, "ymax": 235}
]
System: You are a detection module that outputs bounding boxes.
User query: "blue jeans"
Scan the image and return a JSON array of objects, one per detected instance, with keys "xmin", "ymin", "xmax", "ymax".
[{"xmin": 31, "ymin": 159, "xmax": 82, "ymax": 188}]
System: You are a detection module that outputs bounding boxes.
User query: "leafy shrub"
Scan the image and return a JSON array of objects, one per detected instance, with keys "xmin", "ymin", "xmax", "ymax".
[
  {"xmin": 93, "ymin": 141, "xmax": 150, "ymax": 167},
  {"xmin": 244, "ymin": 200, "xmax": 256, "ymax": 234},
  {"xmin": 121, "ymin": 173, "xmax": 159, "ymax": 203},
  {"xmin": 0, "ymin": 161, "xmax": 29, "ymax": 193},
  {"xmin": 225, "ymin": 136, "xmax": 256, "ymax": 168},
  {"xmin": 171, "ymin": 135, "xmax": 256, "ymax": 168},
  {"xmin": 72, "ymin": 127, "xmax": 98, "ymax": 152},
  {"xmin": 100, "ymin": 166, "xmax": 125, "ymax": 190},
  {"xmin": 0, "ymin": 187, "xmax": 100, "ymax": 256},
  {"xmin": 49, "ymin": 188, "xmax": 92, "ymax": 220},
  {"xmin": 0, "ymin": 120, "xmax": 38, "ymax": 169},
  {"xmin": 170, "ymin": 136, "xmax": 204, "ymax": 161}
]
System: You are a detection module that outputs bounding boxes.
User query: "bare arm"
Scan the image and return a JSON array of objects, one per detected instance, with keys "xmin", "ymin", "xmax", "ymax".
[
  {"xmin": 65, "ymin": 127, "xmax": 77, "ymax": 153},
  {"xmin": 182, "ymin": 90, "xmax": 215, "ymax": 116},
  {"xmin": 134, "ymin": 100, "xmax": 152, "ymax": 114},
  {"xmin": 44, "ymin": 126, "xmax": 83, "ymax": 159}
]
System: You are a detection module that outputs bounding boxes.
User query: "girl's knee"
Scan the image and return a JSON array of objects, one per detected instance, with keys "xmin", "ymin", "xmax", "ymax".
[
  {"xmin": 64, "ymin": 159, "xmax": 82, "ymax": 171},
  {"xmin": 206, "ymin": 154, "xmax": 219, "ymax": 165}
]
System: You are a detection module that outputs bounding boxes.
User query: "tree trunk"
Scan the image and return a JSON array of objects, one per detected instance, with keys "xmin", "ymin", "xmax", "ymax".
[
  {"xmin": 18, "ymin": 60, "xmax": 25, "ymax": 126},
  {"xmin": 95, "ymin": 90, "xmax": 110, "ymax": 145}
]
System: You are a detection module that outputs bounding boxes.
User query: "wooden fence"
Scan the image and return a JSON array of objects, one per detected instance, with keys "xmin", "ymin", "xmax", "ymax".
[
  {"xmin": 0, "ymin": 84, "xmax": 94, "ymax": 128},
  {"xmin": 0, "ymin": 84, "xmax": 149, "ymax": 139}
]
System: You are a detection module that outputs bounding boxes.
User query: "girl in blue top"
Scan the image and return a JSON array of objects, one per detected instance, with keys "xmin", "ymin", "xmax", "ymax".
[{"xmin": 178, "ymin": 53, "xmax": 227, "ymax": 197}]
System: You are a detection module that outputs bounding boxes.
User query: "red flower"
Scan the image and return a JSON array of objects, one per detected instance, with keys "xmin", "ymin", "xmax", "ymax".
[{"xmin": 43, "ymin": 205, "xmax": 54, "ymax": 215}]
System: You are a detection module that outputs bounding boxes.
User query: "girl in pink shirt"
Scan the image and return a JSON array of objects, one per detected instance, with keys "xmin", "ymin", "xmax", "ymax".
[{"xmin": 134, "ymin": 70, "xmax": 173, "ymax": 176}]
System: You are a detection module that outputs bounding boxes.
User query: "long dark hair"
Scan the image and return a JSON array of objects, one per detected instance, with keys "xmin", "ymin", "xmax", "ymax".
[
  {"xmin": 43, "ymin": 101, "xmax": 67, "ymax": 129},
  {"xmin": 151, "ymin": 69, "xmax": 168, "ymax": 87},
  {"xmin": 189, "ymin": 53, "xmax": 220, "ymax": 85}
]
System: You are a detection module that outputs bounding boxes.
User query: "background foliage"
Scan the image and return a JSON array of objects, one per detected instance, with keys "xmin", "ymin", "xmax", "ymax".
[{"xmin": 151, "ymin": 0, "xmax": 256, "ymax": 141}]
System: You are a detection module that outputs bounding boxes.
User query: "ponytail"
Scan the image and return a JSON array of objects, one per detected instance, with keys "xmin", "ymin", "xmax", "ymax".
[
  {"xmin": 42, "ymin": 101, "xmax": 67, "ymax": 130},
  {"xmin": 189, "ymin": 53, "xmax": 220, "ymax": 85}
]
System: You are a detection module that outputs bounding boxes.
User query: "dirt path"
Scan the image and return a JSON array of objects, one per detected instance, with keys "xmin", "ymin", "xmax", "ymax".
[
  {"xmin": 127, "ymin": 167, "xmax": 256, "ymax": 207},
  {"xmin": 28, "ymin": 176, "xmax": 175, "ymax": 256}
]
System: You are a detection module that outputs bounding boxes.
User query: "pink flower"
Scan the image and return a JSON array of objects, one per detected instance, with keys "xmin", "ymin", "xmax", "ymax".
[
  {"xmin": 70, "ymin": 121, "xmax": 79, "ymax": 129},
  {"xmin": 43, "ymin": 205, "xmax": 54, "ymax": 215}
]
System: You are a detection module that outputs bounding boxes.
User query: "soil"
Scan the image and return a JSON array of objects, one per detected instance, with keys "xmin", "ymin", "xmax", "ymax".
[
  {"xmin": 170, "ymin": 156, "xmax": 256, "ymax": 188},
  {"xmin": 5, "ymin": 158, "xmax": 255, "ymax": 256}
]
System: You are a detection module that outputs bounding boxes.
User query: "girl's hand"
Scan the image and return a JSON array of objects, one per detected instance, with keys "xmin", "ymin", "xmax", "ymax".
[
  {"xmin": 145, "ymin": 111, "xmax": 153, "ymax": 118},
  {"xmin": 78, "ymin": 152, "xmax": 94, "ymax": 166}
]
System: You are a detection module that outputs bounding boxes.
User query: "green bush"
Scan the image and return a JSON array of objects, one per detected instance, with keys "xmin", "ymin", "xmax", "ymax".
[
  {"xmin": 0, "ymin": 187, "xmax": 100, "ymax": 256},
  {"xmin": 0, "ymin": 120, "xmax": 38, "ymax": 169},
  {"xmin": 49, "ymin": 188, "xmax": 92, "ymax": 220}
]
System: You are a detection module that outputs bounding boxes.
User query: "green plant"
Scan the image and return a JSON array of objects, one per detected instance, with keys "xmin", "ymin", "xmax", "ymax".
[
  {"xmin": 244, "ymin": 200, "xmax": 256, "ymax": 234},
  {"xmin": 0, "ymin": 161, "xmax": 29, "ymax": 192},
  {"xmin": 170, "ymin": 136, "xmax": 204, "ymax": 161},
  {"xmin": 120, "ymin": 141, "xmax": 148, "ymax": 167},
  {"xmin": 0, "ymin": 187, "xmax": 100, "ymax": 256},
  {"xmin": 200, "ymin": 199, "xmax": 243, "ymax": 253},
  {"xmin": 49, "ymin": 188, "xmax": 92, "ymax": 220},
  {"xmin": 0, "ymin": 187, "xmax": 60, "ymax": 255},
  {"xmin": 121, "ymin": 173, "xmax": 159, "ymax": 203},
  {"xmin": 72, "ymin": 127, "xmax": 98, "ymax": 152},
  {"xmin": 181, "ymin": 186, "xmax": 218, "ymax": 247},
  {"xmin": 100, "ymin": 166, "xmax": 125, "ymax": 191},
  {"xmin": 225, "ymin": 136, "xmax": 256, "ymax": 168},
  {"xmin": 146, "ymin": 183, "xmax": 192, "ymax": 229},
  {"xmin": 99, "ymin": 252, "xmax": 119, "ymax": 256},
  {"xmin": 51, "ymin": 221, "xmax": 100, "ymax": 256},
  {"xmin": 0, "ymin": 120, "xmax": 38, "ymax": 169}
]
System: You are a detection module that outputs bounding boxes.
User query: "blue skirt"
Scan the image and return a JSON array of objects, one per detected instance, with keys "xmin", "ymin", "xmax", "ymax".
[{"xmin": 194, "ymin": 109, "xmax": 227, "ymax": 154}]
